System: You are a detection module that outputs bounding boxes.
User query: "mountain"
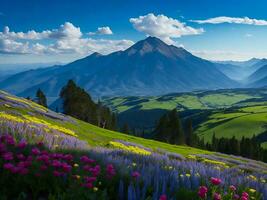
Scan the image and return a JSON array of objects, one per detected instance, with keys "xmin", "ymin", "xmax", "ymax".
[
  {"xmin": 216, "ymin": 58, "xmax": 261, "ymax": 67},
  {"xmin": 0, "ymin": 37, "xmax": 237, "ymax": 101}
]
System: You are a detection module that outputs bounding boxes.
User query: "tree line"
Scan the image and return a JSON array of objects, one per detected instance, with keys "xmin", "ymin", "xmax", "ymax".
[
  {"xmin": 154, "ymin": 109, "xmax": 267, "ymax": 163},
  {"xmin": 34, "ymin": 80, "xmax": 117, "ymax": 131}
]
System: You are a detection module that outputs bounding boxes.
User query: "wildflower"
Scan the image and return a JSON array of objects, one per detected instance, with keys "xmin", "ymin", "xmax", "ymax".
[
  {"xmin": 2, "ymin": 152, "xmax": 13, "ymax": 160},
  {"xmin": 17, "ymin": 141, "xmax": 27, "ymax": 149},
  {"xmin": 159, "ymin": 194, "xmax": 167, "ymax": 200},
  {"xmin": 17, "ymin": 153, "xmax": 25, "ymax": 160},
  {"xmin": 18, "ymin": 167, "xmax": 29, "ymax": 175},
  {"xmin": 241, "ymin": 196, "xmax": 248, "ymax": 200},
  {"xmin": 31, "ymin": 147, "xmax": 40, "ymax": 155},
  {"xmin": 242, "ymin": 192, "xmax": 249, "ymax": 198},
  {"xmin": 229, "ymin": 185, "xmax": 236, "ymax": 191},
  {"xmin": 61, "ymin": 163, "xmax": 72, "ymax": 173},
  {"xmin": 185, "ymin": 173, "xmax": 191, "ymax": 177},
  {"xmin": 198, "ymin": 186, "xmax": 208, "ymax": 199},
  {"xmin": 40, "ymin": 165, "xmax": 48, "ymax": 171},
  {"xmin": 3, "ymin": 163, "xmax": 14, "ymax": 170},
  {"xmin": 84, "ymin": 176, "xmax": 97, "ymax": 183},
  {"xmin": 210, "ymin": 177, "xmax": 222, "ymax": 185},
  {"xmin": 74, "ymin": 163, "xmax": 79, "ymax": 167},
  {"xmin": 0, "ymin": 143, "xmax": 6, "ymax": 153},
  {"xmin": 233, "ymin": 194, "xmax": 240, "ymax": 200},
  {"xmin": 132, "ymin": 162, "xmax": 137, "ymax": 167},
  {"xmin": 132, "ymin": 171, "xmax": 141, "ymax": 179},
  {"xmin": 93, "ymin": 187, "xmax": 98, "ymax": 192},
  {"xmin": 213, "ymin": 193, "xmax": 221, "ymax": 200},
  {"xmin": 73, "ymin": 175, "xmax": 81, "ymax": 179},
  {"xmin": 83, "ymin": 182, "xmax": 93, "ymax": 188},
  {"xmin": 106, "ymin": 164, "xmax": 116, "ymax": 179},
  {"xmin": 249, "ymin": 188, "xmax": 256, "ymax": 193},
  {"xmin": 53, "ymin": 170, "xmax": 61, "ymax": 177}
]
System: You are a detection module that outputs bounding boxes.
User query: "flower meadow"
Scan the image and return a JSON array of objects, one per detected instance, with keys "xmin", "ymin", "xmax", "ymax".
[
  {"xmin": 0, "ymin": 133, "xmax": 266, "ymax": 200},
  {"xmin": 0, "ymin": 91, "xmax": 267, "ymax": 199}
]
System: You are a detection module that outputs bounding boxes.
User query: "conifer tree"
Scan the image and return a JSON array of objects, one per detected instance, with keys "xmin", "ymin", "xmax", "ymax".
[{"xmin": 36, "ymin": 88, "xmax": 47, "ymax": 107}]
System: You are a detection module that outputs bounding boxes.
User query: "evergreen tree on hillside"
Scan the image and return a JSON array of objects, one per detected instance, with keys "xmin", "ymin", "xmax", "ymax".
[
  {"xmin": 60, "ymin": 80, "xmax": 117, "ymax": 130},
  {"xmin": 154, "ymin": 109, "xmax": 185, "ymax": 145},
  {"xmin": 122, "ymin": 123, "xmax": 129, "ymax": 134},
  {"xmin": 36, "ymin": 88, "xmax": 47, "ymax": 108}
]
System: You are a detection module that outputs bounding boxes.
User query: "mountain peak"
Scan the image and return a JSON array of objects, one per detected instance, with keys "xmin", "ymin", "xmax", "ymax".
[{"xmin": 90, "ymin": 52, "xmax": 102, "ymax": 57}]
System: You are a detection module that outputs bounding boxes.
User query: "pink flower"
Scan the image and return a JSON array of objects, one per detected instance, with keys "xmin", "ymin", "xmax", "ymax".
[
  {"xmin": 213, "ymin": 193, "xmax": 222, "ymax": 200},
  {"xmin": 18, "ymin": 167, "xmax": 29, "ymax": 175},
  {"xmin": 159, "ymin": 194, "xmax": 167, "ymax": 200},
  {"xmin": 63, "ymin": 154, "xmax": 73, "ymax": 161},
  {"xmin": 198, "ymin": 186, "xmax": 208, "ymax": 199},
  {"xmin": 0, "ymin": 143, "xmax": 6, "ymax": 153},
  {"xmin": 6, "ymin": 135, "xmax": 15, "ymax": 146},
  {"xmin": 132, "ymin": 171, "xmax": 141, "ymax": 179},
  {"xmin": 106, "ymin": 164, "xmax": 116, "ymax": 179},
  {"xmin": 17, "ymin": 141, "xmax": 27, "ymax": 149},
  {"xmin": 2, "ymin": 152, "xmax": 13, "ymax": 160},
  {"xmin": 17, "ymin": 153, "xmax": 25, "ymax": 160},
  {"xmin": 3, "ymin": 163, "xmax": 14, "ymax": 170},
  {"xmin": 210, "ymin": 177, "xmax": 222, "ymax": 185},
  {"xmin": 241, "ymin": 196, "xmax": 248, "ymax": 200},
  {"xmin": 242, "ymin": 192, "xmax": 249, "ymax": 198},
  {"xmin": 90, "ymin": 165, "xmax": 101, "ymax": 176},
  {"xmin": 229, "ymin": 185, "xmax": 236, "ymax": 191},
  {"xmin": 40, "ymin": 165, "xmax": 48, "ymax": 171},
  {"xmin": 31, "ymin": 147, "xmax": 40, "ymax": 155},
  {"xmin": 53, "ymin": 170, "xmax": 61, "ymax": 177},
  {"xmin": 80, "ymin": 155, "xmax": 95, "ymax": 164},
  {"xmin": 83, "ymin": 182, "xmax": 93, "ymax": 188},
  {"xmin": 61, "ymin": 163, "xmax": 72, "ymax": 173},
  {"xmin": 85, "ymin": 176, "xmax": 97, "ymax": 183},
  {"xmin": 51, "ymin": 160, "xmax": 62, "ymax": 168}
]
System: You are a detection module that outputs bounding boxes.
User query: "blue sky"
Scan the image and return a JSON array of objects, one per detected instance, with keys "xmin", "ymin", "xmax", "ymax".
[{"xmin": 1, "ymin": 0, "xmax": 267, "ymax": 64}]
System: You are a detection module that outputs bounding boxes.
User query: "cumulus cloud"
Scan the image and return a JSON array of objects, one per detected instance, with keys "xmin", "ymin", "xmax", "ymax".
[
  {"xmin": 191, "ymin": 16, "xmax": 267, "ymax": 26},
  {"xmin": 130, "ymin": 13, "xmax": 204, "ymax": 44},
  {"xmin": 0, "ymin": 22, "xmax": 133, "ymax": 55},
  {"xmin": 88, "ymin": 26, "xmax": 113, "ymax": 35}
]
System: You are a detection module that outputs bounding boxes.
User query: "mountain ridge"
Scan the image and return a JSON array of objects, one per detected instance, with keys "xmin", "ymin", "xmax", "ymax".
[{"xmin": 0, "ymin": 36, "xmax": 237, "ymax": 101}]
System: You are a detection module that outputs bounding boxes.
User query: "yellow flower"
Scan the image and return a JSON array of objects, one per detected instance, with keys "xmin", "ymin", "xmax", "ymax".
[
  {"xmin": 75, "ymin": 175, "xmax": 80, "ymax": 179},
  {"xmin": 195, "ymin": 173, "xmax": 200, "ymax": 177},
  {"xmin": 168, "ymin": 166, "xmax": 173, "ymax": 170},
  {"xmin": 74, "ymin": 163, "xmax": 79, "ymax": 167},
  {"xmin": 249, "ymin": 188, "xmax": 256, "ymax": 193},
  {"xmin": 185, "ymin": 173, "xmax": 191, "ymax": 177},
  {"xmin": 179, "ymin": 174, "xmax": 184, "ymax": 178},
  {"xmin": 93, "ymin": 187, "xmax": 98, "ymax": 192},
  {"xmin": 132, "ymin": 163, "xmax": 137, "ymax": 167}
]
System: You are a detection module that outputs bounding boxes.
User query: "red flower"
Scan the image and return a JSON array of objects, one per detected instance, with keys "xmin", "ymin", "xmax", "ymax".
[
  {"xmin": 210, "ymin": 177, "xmax": 222, "ymax": 185},
  {"xmin": 159, "ymin": 194, "xmax": 167, "ymax": 200}
]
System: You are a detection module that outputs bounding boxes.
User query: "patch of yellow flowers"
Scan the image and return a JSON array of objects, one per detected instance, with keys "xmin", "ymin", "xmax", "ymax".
[
  {"xmin": 202, "ymin": 158, "xmax": 229, "ymax": 168},
  {"xmin": 0, "ymin": 112, "xmax": 76, "ymax": 137},
  {"xmin": 5, "ymin": 96, "xmax": 48, "ymax": 113},
  {"xmin": 109, "ymin": 141, "xmax": 151, "ymax": 156}
]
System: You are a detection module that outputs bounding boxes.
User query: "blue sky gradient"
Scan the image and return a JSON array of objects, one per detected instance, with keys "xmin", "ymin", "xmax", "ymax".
[{"xmin": 1, "ymin": 0, "xmax": 267, "ymax": 64}]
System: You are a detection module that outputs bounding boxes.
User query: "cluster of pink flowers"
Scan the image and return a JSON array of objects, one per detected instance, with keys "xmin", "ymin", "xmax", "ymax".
[
  {"xmin": 198, "ymin": 177, "xmax": 253, "ymax": 200},
  {"xmin": 0, "ymin": 134, "xmax": 117, "ymax": 191}
]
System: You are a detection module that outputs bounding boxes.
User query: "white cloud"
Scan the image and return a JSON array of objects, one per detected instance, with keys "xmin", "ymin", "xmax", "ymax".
[
  {"xmin": 0, "ymin": 22, "xmax": 133, "ymax": 55},
  {"xmin": 130, "ymin": 13, "xmax": 204, "ymax": 44},
  {"xmin": 88, "ymin": 26, "xmax": 113, "ymax": 35},
  {"xmin": 191, "ymin": 16, "xmax": 267, "ymax": 26},
  {"xmin": 245, "ymin": 33, "xmax": 253, "ymax": 37}
]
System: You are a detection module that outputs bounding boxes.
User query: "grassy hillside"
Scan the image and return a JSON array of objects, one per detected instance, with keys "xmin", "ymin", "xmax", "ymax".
[
  {"xmin": 103, "ymin": 88, "xmax": 267, "ymax": 113},
  {"xmin": 195, "ymin": 104, "xmax": 267, "ymax": 144},
  {"xmin": 0, "ymin": 90, "xmax": 208, "ymax": 156}
]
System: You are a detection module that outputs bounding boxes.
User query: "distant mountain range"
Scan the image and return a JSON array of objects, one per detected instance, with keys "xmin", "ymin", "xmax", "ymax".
[{"xmin": 0, "ymin": 37, "xmax": 237, "ymax": 102}]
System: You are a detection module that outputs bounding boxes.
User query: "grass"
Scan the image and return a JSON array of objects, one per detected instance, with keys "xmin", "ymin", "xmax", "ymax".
[
  {"xmin": 0, "ymin": 90, "xmax": 210, "ymax": 156},
  {"xmin": 195, "ymin": 105, "xmax": 267, "ymax": 143},
  {"xmin": 103, "ymin": 89, "xmax": 263, "ymax": 113}
]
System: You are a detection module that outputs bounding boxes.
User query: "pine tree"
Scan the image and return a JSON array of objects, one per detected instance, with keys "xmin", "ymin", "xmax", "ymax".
[
  {"xmin": 122, "ymin": 123, "xmax": 129, "ymax": 134},
  {"xmin": 36, "ymin": 88, "xmax": 47, "ymax": 107}
]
